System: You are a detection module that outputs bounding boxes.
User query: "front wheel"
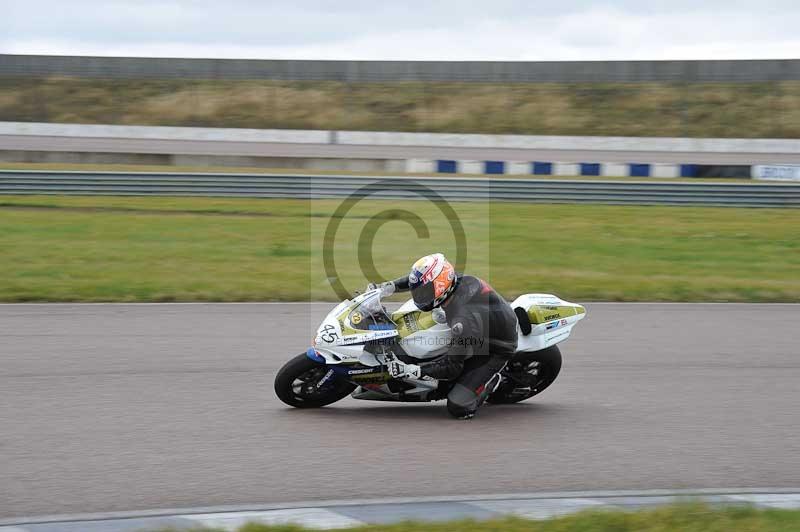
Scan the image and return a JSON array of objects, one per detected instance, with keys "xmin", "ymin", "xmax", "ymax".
[
  {"xmin": 274, "ymin": 353, "xmax": 356, "ymax": 408},
  {"xmin": 488, "ymin": 345, "xmax": 562, "ymax": 404}
]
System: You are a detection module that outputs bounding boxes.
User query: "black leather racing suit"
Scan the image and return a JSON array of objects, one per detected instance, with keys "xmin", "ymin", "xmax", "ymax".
[{"xmin": 393, "ymin": 274, "xmax": 518, "ymax": 417}]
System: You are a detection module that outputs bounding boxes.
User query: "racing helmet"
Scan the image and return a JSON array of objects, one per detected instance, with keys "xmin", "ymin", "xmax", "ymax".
[{"xmin": 408, "ymin": 253, "xmax": 457, "ymax": 312}]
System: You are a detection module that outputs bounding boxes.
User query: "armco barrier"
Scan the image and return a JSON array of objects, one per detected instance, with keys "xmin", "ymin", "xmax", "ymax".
[{"xmin": 0, "ymin": 171, "xmax": 798, "ymax": 207}]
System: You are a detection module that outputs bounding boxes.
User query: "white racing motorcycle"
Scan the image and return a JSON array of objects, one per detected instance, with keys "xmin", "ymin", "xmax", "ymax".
[{"xmin": 274, "ymin": 286, "xmax": 586, "ymax": 409}]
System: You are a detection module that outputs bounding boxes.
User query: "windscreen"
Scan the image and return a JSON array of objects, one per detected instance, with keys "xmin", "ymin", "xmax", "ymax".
[{"xmin": 348, "ymin": 292, "xmax": 394, "ymax": 331}]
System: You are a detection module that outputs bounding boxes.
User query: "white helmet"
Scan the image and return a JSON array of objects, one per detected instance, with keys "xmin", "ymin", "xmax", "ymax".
[{"xmin": 408, "ymin": 253, "xmax": 457, "ymax": 311}]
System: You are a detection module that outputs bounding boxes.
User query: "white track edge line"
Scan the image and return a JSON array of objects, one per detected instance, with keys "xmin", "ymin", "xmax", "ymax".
[{"xmin": 2, "ymin": 487, "xmax": 799, "ymax": 526}]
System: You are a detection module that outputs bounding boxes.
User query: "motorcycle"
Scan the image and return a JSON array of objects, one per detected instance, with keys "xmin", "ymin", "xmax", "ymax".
[{"xmin": 274, "ymin": 286, "xmax": 586, "ymax": 410}]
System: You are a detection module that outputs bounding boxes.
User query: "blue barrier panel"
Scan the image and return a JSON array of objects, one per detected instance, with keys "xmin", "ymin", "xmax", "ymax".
[
  {"xmin": 484, "ymin": 161, "xmax": 505, "ymax": 174},
  {"xmin": 680, "ymin": 164, "xmax": 697, "ymax": 177},
  {"xmin": 532, "ymin": 162, "xmax": 552, "ymax": 175},
  {"xmin": 580, "ymin": 163, "xmax": 601, "ymax": 176},
  {"xmin": 629, "ymin": 163, "xmax": 651, "ymax": 177},
  {"xmin": 437, "ymin": 160, "xmax": 457, "ymax": 173}
]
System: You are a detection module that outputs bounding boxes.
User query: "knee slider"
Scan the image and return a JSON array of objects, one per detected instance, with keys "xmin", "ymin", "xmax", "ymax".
[
  {"xmin": 447, "ymin": 398, "xmax": 474, "ymax": 419},
  {"xmin": 447, "ymin": 383, "xmax": 479, "ymax": 417}
]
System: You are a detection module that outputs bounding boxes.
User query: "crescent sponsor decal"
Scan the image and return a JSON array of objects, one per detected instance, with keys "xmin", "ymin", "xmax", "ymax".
[{"xmin": 347, "ymin": 367, "xmax": 378, "ymax": 374}]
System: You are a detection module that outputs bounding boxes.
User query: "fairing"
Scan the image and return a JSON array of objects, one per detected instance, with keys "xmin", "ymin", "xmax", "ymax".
[
  {"xmin": 312, "ymin": 290, "xmax": 398, "ymax": 364},
  {"xmin": 306, "ymin": 289, "xmax": 586, "ymax": 402},
  {"xmin": 511, "ymin": 293, "xmax": 587, "ymax": 352}
]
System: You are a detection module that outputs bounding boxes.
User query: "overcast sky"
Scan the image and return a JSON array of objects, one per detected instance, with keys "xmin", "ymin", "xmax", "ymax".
[{"xmin": 3, "ymin": 1, "xmax": 799, "ymax": 61}]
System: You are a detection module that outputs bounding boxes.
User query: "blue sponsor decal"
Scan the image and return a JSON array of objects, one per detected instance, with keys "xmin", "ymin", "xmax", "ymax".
[
  {"xmin": 680, "ymin": 164, "xmax": 697, "ymax": 177},
  {"xmin": 368, "ymin": 323, "xmax": 395, "ymax": 330},
  {"xmin": 437, "ymin": 160, "xmax": 457, "ymax": 173},
  {"xmin": 532, "ymin": 161, "xmax": 552, "ymax": 175},
  {"xmin": 484, "ymin": 161, "xmax": 505, "ymax": 174},
  {"xmin": 545, "ymin": 319, "xmax": 569, "ymax": 331},
  {"xmin": 629, "ymin": 163, "xmax": 651, "ymax": 177},
  {"xmin": 306, "ymin": 348, "xmax": 326, "ymax": 363},
  {"xmin": 580, "ymin": 163, "xmax": 601, "ymax": 176}
]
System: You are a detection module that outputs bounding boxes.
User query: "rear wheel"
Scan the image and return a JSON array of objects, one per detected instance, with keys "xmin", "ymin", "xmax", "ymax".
[
  {"xmin": 487, "ymin": 345, "xmax": 562, "ymax": 404},
  {"xmin": 274, "ymin": 353, "xmax": 356, "ymax": 408}
]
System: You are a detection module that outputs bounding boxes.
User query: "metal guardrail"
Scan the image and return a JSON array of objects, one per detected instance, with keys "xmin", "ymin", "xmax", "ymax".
[
  {"xmin": 1, "ymin": 171, "xmax": 799, "ymax": 207},
  {"xmin": 3, "ymin": 55, "xmax": 800, "ymax": 83}
]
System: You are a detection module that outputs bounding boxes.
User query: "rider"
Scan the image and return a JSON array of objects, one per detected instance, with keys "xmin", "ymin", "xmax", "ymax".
[{"xmin": 371, "ymin": 253, "xmax": 518, "ymax": 419}]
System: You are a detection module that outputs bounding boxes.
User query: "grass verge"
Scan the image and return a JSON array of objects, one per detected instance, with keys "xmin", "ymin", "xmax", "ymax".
[
  {"xmin": 156, "ymin": 503, "xmax": 800, "ymax": 532},
  {"xmin": 1, "ymin": 195, "xmax": 798, "ymax": 302}
]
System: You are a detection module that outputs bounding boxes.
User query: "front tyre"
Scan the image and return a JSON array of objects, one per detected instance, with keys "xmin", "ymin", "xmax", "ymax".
[
  {"xmin": 488, "ymin": 345, "xmax": 562, "ymax": 404},
  {"xmin": 274, "ymin": 353, "xmax": 356, "ymax": 408}
]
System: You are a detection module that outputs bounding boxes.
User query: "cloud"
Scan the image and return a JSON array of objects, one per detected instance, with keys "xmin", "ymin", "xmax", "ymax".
[{"xmin": 2, "ymin": 1, "xmax": 799, "ymax": 60}]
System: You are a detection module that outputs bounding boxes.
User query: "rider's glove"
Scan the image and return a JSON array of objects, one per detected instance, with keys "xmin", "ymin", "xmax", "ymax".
[
  {"xmin": 366, "ymin": 281, "xmax": 396, "ymax": 296},
  {"xmin": 387, "ymin": 360, "xmax": 422, "ymax": 379}
]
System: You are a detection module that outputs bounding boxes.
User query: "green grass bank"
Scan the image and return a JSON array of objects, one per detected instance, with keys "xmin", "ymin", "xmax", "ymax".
[
  {"xmin": 2, "ymin": 78, "xmax": 799, "ymax": 138},
  {"xmin": 1, "ymin": 195, "xmax": 798, "ymax": 303}
]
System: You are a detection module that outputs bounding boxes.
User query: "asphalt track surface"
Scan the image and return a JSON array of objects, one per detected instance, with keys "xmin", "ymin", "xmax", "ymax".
[
  {"xmin": 4, "ymin": 134, "xmax": 800, "ymax": 165},
  {"xmin": 1, "ymin": 302, "xmax": 798, "ymax": 520}
]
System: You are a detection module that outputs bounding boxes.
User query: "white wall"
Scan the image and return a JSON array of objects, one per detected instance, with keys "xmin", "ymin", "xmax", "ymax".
[{"xmin": 3, "ymin": 122, "xmax": 799, "ymax": 154}]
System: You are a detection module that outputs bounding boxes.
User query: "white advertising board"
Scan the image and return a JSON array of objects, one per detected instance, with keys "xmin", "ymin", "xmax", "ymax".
[{"xmin": 752, "ymin": 165, "xmax": 800, "ymax": 182}]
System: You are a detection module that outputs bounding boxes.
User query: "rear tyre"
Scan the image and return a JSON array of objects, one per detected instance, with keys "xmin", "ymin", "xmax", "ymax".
[
  {"xmin": 274, "ymin": 353, "xmax": 356, "ymax": 408},
  {"xmin": 487, "ymin": 345, "xmax": 562, "ymax": 404}
]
